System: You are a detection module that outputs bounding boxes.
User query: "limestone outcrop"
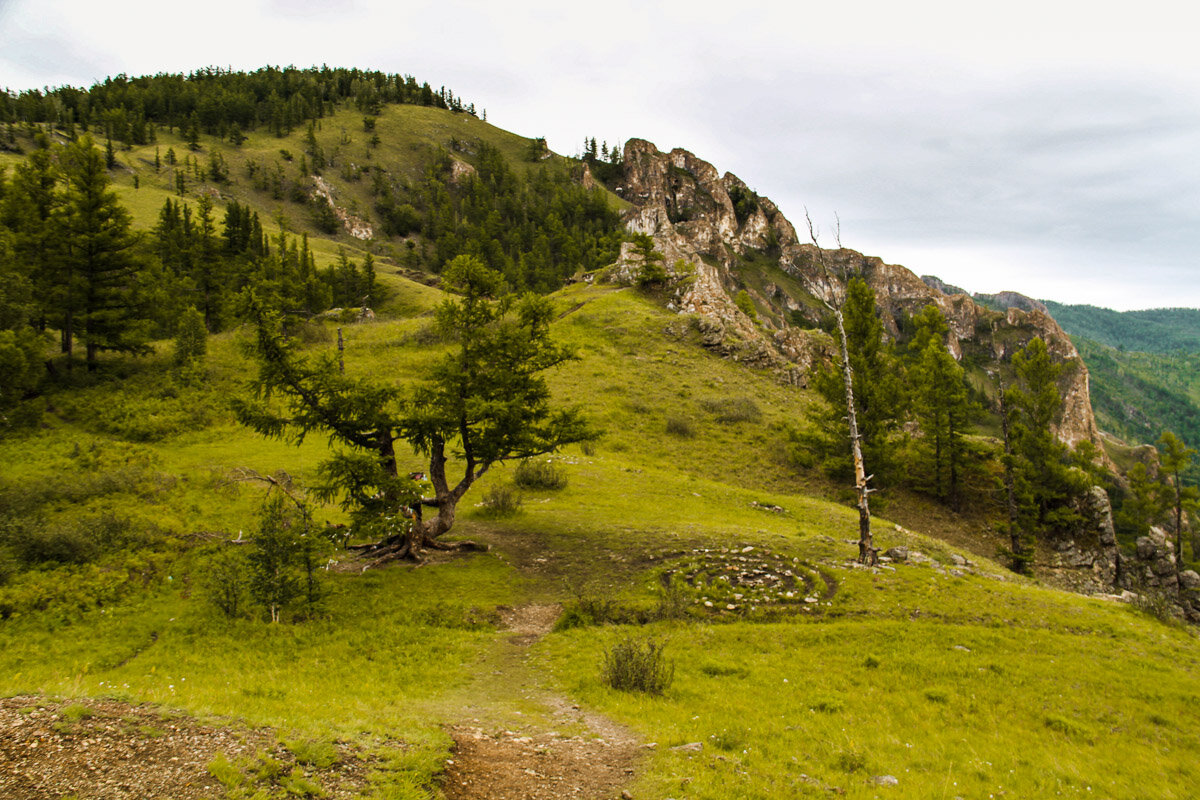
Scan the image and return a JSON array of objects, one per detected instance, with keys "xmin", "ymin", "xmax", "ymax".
[{"xmin": 610, "ymin": 137, "xmax": 1103, "ymax": 450}]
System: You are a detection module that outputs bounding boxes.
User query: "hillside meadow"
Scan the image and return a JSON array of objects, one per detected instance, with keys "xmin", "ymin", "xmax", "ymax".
[{"xmin": 2, "ymin": 274, "xmax": 1199, "ymax": 799}]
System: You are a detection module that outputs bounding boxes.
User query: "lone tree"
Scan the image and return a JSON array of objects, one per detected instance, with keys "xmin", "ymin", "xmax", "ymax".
[
  {"xmin": 805, "ymin": 211, "xmax": 876, "ymax": 565},
  {"xmin": 1156, "ymin": 430, "xmax": 1198, "ymax": 565},
  {"xmin": 234, "ymin": 255, "xmax": 594, "ymax": 565}
]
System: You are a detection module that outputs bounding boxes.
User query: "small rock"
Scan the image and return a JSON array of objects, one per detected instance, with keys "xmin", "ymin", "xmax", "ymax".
[
  {"xmin": 622, "ymin": 791, "xmax": 634, "ymax": 800},
  {"xmin": 671, "ymin": 742, "xmax": 704, "ymax": 752},
  {"xmin": 952, "ymin": 645, "xmax": 971, "ymax": 652},
  {"xmin": 884, "ymin": 547, "xmax": 909, "ymax": 561},
  {"xmin": 949, "ymin": 554, "xmax": 968, "ymax": 567},
  {"xmin": 872, "ymin": 774, "xmax": 899, "ymax": 786}
]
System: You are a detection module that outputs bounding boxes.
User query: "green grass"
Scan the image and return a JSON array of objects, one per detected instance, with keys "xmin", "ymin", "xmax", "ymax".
[{"xmin": 3, "ymin": 241, "xmax": 1200, "ymax": 798}]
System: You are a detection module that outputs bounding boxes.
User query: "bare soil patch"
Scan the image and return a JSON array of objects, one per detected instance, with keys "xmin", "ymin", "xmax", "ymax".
[
  {"xmin": 440, "ymin": 602, "xmax": 643, "ymax": 800},
  {"xmin": 0, "ymin": 696, "xmax": 376, "ymax": 800}
]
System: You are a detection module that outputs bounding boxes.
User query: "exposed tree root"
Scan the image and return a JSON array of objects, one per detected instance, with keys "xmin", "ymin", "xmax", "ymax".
[{"xmin": 350, "ymin": 536, "xmax": 490, "ymax": 571}]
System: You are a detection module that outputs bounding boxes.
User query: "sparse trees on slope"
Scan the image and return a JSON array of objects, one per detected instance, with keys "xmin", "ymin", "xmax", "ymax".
[{"xmin": 234, "ymin": 255, "xmax": 594, "ymax": 565}]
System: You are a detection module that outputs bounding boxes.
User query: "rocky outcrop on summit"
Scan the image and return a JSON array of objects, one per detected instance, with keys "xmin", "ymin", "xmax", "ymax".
[{"xmin": 611, "ymin": 138, "xmax": 1102, "ymax": 448}]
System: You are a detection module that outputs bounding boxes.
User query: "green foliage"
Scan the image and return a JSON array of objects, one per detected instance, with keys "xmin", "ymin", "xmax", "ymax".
[
  {"xmin": 633, "ymin": 234, "xmax": 667, "ymax": 288},
  {"xmin": 1045, "ymin": 301, "xmax": 1200, "ymax": 354},
  {"xmin": 1007, "ymin": 338, "xmax": 1088, "ymax": 540},
  {"xmin": 600, "ymin": 636, "xmax": 674, "ymax": 695},
  {"xmin": 413, "ymin": 141, "xmax": 623, "ymax": 291},
  {"xmin": 478, "ymin": 483, "xmax": 522, "ymax": 517},
  {"xmin": 513, "ymin": 458, "xmax": 568, "ymax": 491},
  {"xmin": 908, "ymin": 305, "xmax": 973, "ymax": 508},
  {"xmin": 1074, "ymin": 337, "xmax": 1200, "ymax": 458},
  {"xmin": 699, "ymin": 396, "xmax": 762, "ymax": 424},
  {"xmin": 810, "ymin": 278, "xmax": 904, "ymax": 485},
  {"xmin": 204, "ymin": 546, "xmax": 250, "ymax": 619},
  {"xmin": 246, "ymin": 492, "xmax": 326, "ymax": 623},
  {"xmin": 173, "ymin": 306, "xmax": 207, "ymax": 368},
  {"xmin": 733, "ymin": 289, "xmax": 758, "ymax": 321}
]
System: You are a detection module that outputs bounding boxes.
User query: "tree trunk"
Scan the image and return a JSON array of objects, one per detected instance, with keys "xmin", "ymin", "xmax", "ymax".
[
  {"xmin": 998, "ymin": 377, "xmax": 1026, "ymax": 572},
  {"xmin": 834, "ymin": 307, "xmax": 876, "ymax": 566}
]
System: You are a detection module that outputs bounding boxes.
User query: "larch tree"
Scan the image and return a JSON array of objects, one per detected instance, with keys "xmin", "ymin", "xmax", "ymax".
[
  {"xmin": 234, "ymin": 254, "xmax": 594, "ymax": 565},
  {"xmin": 1156, "ymin": 431, "xmax": 1198, "ymax": 565},
  {"xmin": 910, "ymin": 305, "xmax": 971, "ymax": 508},
  {"xmin": 57, "ymin": 135, "xmax": 149, "ymax": 370}
]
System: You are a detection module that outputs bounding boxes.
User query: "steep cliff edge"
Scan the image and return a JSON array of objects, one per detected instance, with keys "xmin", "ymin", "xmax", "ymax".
[{"xmin": 609, "ymin": 138, "xmax": 1102, "ymax": 449}]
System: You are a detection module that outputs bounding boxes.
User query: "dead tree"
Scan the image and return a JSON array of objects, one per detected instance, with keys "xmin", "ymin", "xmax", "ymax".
[{"xmin": 806, "ymin": 210, "xmax": 877, "ymax": 566}]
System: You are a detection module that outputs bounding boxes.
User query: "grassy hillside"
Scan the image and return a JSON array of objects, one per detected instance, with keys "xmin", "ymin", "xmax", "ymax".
[{"xmin": 3, "ymin": 272, "xmax": 1200, "ymax": 798}]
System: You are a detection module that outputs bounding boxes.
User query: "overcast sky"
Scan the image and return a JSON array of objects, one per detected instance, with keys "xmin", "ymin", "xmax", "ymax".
[{"xmin": 3, "ymin": 0, "xmax": 1197, "ymax": 310}]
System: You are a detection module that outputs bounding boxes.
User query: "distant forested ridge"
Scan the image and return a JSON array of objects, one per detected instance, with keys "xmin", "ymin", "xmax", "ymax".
[
  {"xmin": 1, "ymin": 66, "xmax": 475, "ymax": 144},
  {"xmin": 1043, "ymin": 301, "xmax": 1200, "ymax": 354}
]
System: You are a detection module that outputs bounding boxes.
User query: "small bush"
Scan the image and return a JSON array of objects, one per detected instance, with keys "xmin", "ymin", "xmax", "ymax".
[
  {"xmin": 513, "ymin": 459, "xmax": 567, "ymax": 491},
  {"xmin": 601, "ymin": 636, "xmax": 674, "ymax": 695},
  {"xmin": 204, "ymin": 547, "xmax": 250, "ymax": 619},
  {"xmin": 733, "ymin": 290, "xmax": 758, "ymax": 321},
  {"xmin": 665, "ymin": 416, "xmax": 695, "ymax": 437},
  {"xmin": 479, "ymin": 484, "xmax": 522, "ymax": 517},
  {"xmin": 700, "ymin": 396, "xmax": 762, "ymax": 424}
]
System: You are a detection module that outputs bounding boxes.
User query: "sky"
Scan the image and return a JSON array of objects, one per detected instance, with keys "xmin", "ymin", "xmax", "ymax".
[{"xmin": 2, "ymin": 0, "xmax": 1197, "ymax": 310}]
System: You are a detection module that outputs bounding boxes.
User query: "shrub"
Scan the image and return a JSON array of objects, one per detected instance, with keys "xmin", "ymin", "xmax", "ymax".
[
  {"xmin": 479, "ymin": 483, "xmax": 522, "ymax": 517},
  {"xmin": 204, "ymin": 547, "xmax": 250, "ymax": 619},
  {"xmin": 513, "ymin": 459, "xmax": 567, "ymax": 491},
  {"xmin": 601, "ymin": 636, "xmax": 674, "ymax": 695},
  {"xmin": 665, "ymin": 416, "xmax": 695, "ymax": 437},
  {"xmin": 734, "ymin": 290, "xmax": 758, "ymax": 321},
  {"xmin": 173, "ymin": 307, "xmax": 207, "ymax": 368},
  {"xmin": 700, "ymin": 396, "xmax": 762, "ymax": 424}
]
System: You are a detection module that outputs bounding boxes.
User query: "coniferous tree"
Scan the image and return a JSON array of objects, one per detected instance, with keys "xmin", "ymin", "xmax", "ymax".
[
  {"xmin": 909, "ymin": 305, "xmax": 972, "ymax": 508},
  {"xmin": 813, "ymin": 277, "xmax": 904, "ymax": 486},
  {"xmin": 57, "ymin": 135, "xmax": 149, "ymax": 369},
  {"xmin": 1006, "ymin": 337, "xmax": 1087, "ymax": 543},
  {"xmin": 1157, "ymin": 431, "xmax": 1199, "ymax": 564}
]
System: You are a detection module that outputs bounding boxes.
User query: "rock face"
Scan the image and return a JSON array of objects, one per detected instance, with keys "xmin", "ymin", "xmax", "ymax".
[{"xmin": 611, "ymin": 138, "xmax": 1103, "ymax": 449}]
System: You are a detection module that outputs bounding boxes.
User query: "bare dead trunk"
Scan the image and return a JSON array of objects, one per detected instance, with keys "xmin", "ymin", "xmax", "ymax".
[
  {"xmin": 807, "ymin": 210, "xmax": 875, "ymax": 566},
  {"xmin": 833, "ymin": 307, "xmax": 876, "ymax": 565}
]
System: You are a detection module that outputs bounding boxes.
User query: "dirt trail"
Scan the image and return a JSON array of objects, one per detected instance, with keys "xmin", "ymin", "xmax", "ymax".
[{"xmin": 440, "ymin": 603, "xmax": 643, "ymax": 800}]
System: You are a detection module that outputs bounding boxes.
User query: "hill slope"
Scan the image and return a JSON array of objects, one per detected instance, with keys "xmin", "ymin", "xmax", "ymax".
[
  {"xmin": 3, "ymin": 71, "xmax": 1200, "ymax": 800},
  {"xmin": 2, "ymin": 278, "xmax": 1200, "ymax": 799}
]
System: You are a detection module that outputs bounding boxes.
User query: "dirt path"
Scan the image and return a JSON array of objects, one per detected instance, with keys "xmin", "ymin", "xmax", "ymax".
[{"xmin": 440, "ymin": 603, "xmax": 643, "ymax": 800}]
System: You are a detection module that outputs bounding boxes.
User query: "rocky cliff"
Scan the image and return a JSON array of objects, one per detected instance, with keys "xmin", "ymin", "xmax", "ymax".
[{"xmin": 608, "ymin": 138, "xmax": 1103, "ymax": 449}]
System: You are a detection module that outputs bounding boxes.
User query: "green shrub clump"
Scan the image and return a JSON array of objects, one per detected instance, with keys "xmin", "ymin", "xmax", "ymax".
[
  {"xmin": 479, "ymin": 483, "xmax": 522, "ymax": 517},
  {"xmin": 513, "ymin": 459, "xmax": 567, "ymax": 490},
  {"xmin": 601, "ymin": 636, "xmax": 674, "ymax": 695}
]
